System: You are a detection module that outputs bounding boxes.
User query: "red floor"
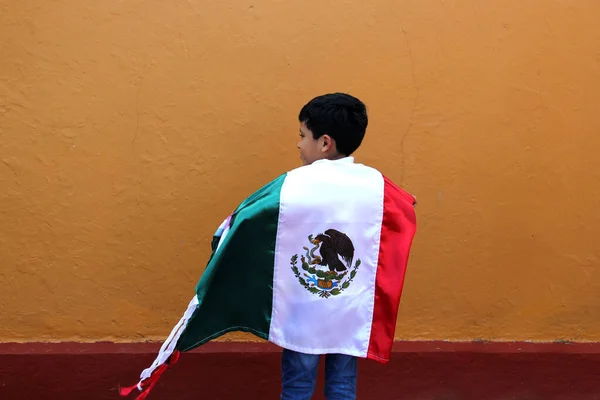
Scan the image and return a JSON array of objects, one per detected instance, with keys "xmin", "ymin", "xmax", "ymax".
[{"xmin": 1, "ymin": 343, "xmax": 600, "ymax": 399}]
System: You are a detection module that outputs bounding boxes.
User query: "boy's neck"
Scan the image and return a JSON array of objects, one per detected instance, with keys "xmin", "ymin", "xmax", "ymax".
[{"xmin": 325, "ymin": 152, "xmax": 346, "ymax": 161}]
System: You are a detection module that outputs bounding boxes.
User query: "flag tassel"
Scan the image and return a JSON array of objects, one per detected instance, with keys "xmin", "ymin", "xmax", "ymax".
[{"xmin": 120, "ymin": 351, "xmax": 180, "ymax": 399}]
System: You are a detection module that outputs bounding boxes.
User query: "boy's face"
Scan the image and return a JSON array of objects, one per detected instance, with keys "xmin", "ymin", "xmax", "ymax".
[{"xmin": 297, "ymin": 122, "xmax": 328, "ymax": 166}]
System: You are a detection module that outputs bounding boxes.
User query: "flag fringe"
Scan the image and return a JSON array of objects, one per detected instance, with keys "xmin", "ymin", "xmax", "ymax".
[
  {"xmin": 120, "ymin": 352, "xmax": 179, "ymax": 400},
  {"xmin": 119, "ymin": 295, "xmax": 197, "ymax": 398}
]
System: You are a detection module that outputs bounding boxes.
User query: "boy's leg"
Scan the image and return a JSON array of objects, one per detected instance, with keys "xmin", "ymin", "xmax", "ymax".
[
  {"xmin": 281, "ymin": 348, "xmax": 320, "ymax": 400},
  {"xmin": 323, "ymin": 354, "xmax": 357, "ymax": 400}
]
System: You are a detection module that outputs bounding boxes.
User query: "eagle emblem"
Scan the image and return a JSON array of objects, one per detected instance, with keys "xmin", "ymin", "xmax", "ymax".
[{"xmin": 290, "ymin": 229, "xmax": 361, "ymax": 298}]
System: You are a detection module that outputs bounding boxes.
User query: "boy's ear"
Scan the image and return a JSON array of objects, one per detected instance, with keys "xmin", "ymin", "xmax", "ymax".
[{"xmin": 321, "ymin": 134, "xmax": 335, "ymax": 152}]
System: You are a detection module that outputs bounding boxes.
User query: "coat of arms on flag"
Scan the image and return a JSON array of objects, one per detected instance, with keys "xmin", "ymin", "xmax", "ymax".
[{"xmin": 290, "ymin": 230, "xmax": 361, "ymax": 298}]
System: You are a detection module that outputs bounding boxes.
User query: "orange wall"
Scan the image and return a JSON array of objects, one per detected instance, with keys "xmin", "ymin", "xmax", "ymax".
[{"xmin": 2, "ymin": 0, "xmax": 600, "ymax": 343}]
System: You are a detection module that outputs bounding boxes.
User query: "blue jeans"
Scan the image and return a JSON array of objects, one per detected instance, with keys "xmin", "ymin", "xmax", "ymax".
[{"xmin": 280, "ymin": 349, "xmax": 357, "ymax": 400}]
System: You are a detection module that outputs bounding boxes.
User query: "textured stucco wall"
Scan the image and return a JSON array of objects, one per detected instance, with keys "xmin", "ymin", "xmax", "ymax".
[{"xmin": 1, "ymin": 0, "xmax": 600, "ymax": 342}]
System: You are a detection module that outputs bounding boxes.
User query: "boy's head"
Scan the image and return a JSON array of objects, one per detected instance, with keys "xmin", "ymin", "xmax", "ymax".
[{"xmin": 297, "ymin": 93, "xmax": 368, "ymax": 166}]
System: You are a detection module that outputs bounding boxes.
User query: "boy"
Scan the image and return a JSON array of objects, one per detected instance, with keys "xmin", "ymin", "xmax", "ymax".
[
  {"xmin": 282, "ymin": 93, "xmax": 369, "ymax": 400},
  {"xmin": 120, "ymin": 93, "xmax": 416, "ymax": 400}
]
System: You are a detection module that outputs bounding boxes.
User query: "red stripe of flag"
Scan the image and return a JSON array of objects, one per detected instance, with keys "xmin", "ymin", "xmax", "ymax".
[{"xmin": 367, "ymin": 176, "xmax": 417, "ymax": 363}]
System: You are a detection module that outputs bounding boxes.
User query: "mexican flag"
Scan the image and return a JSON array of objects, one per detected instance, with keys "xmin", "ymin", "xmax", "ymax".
[{"xmin": 120, "ymin": 157, "xmax": 417, "ymax": 399}]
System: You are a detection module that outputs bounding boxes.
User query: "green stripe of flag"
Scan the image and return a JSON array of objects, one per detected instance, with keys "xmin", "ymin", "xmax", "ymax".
[{"xmin": 176, "ymin": 174, "xmax": 287, "ymax": 352}]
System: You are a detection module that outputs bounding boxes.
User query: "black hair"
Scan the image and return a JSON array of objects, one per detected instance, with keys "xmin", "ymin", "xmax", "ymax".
[{"xmin": 298, "ymin": 93, "xmax": 368, "ymax": 156}]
